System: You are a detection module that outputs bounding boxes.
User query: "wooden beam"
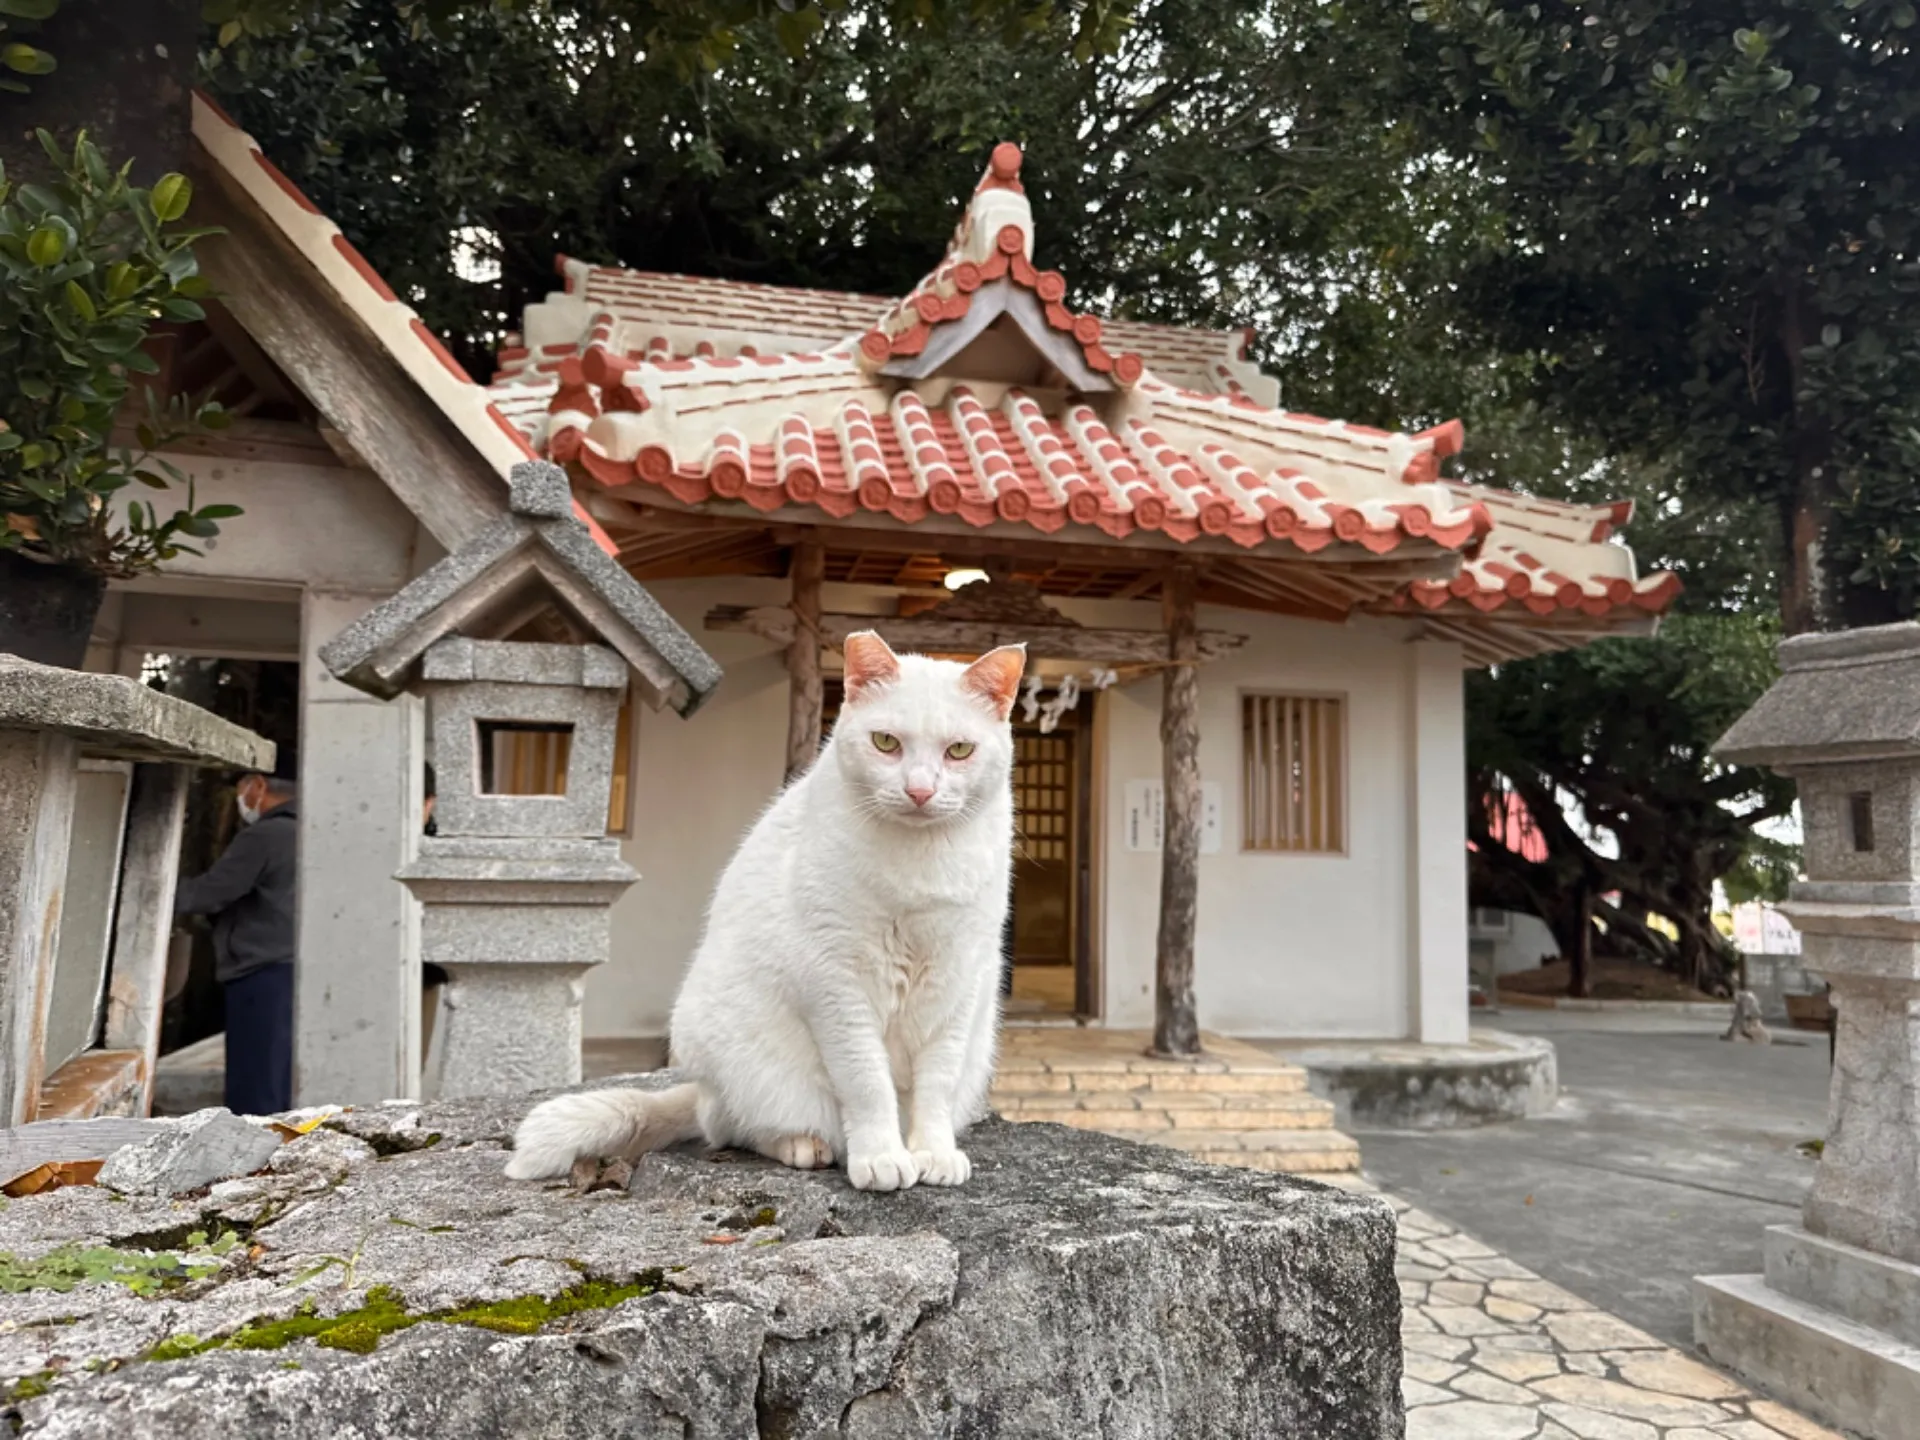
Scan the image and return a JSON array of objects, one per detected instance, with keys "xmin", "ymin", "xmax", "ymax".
[
  {"xmin": 1153, "ymin": 564, "xmax": 1202, "ymax": 1057},
  {"xmin": 785, "ymin": 542, "xmax": 826, "ymax": 783},
  {"xmin": 708, "ymin": 605, "xmax": 1247, "ymax": 666},
  {"xmin": 1110, "ymin": 570, "xmax": 1163, "ymax": 603},
  {"xmin": 115, "ymin": 417, "xmax": 344, "ymax": 468},
  {"xmin": 633, "ymin": 500, "xmax": 1448, "ymax": 572},
  {"xmin": 188, "ymin": 141, "xmax": 505, "ymax": 550}
]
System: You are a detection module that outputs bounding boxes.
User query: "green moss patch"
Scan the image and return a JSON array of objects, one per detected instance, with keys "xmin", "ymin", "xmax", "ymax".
[
  {"xmin": 4, "ymin": 1371, "xmax": 54, "ymax": 1404},
  {"xmin": 143, "ymin": 1273, "xmax": 661, "ymax": 1362}
]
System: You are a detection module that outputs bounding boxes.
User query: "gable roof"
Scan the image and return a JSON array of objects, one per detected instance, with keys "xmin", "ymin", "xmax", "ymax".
[
  {"xmin": 189, "ymin": 90, "xmax": 620, "ymax": 558},
  {"xmin": 482, "ymin": 146, "xmax": 1675, "ymax": 646}
]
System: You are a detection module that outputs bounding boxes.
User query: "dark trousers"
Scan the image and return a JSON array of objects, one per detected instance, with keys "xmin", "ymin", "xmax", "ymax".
[{"xmin": 224, "ymin": 962, "xmax": 294, "ymax": 1115}]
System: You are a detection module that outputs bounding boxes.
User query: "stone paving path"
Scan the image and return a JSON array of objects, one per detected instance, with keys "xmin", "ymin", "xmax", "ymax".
[{"xmin": 1385, "ymin": 1192, "xmax": 1845, "ymax": 1440}]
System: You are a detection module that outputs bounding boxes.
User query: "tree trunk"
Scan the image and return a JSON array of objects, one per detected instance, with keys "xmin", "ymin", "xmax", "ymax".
[
  {"xmin": 1777, "ymin": 283, "xmax": 1839, "ymax": 636},
  {"xmin": 1152, "ymin": 564, "xmax": 1202, "ymax": 1057},
  {"xmin": 1568, "ymin": 886, "xmax": 1594, "ymax": 999},
  {"xmin": 783, "ymin": 541, "xmax": 824, "ymax": 784}
]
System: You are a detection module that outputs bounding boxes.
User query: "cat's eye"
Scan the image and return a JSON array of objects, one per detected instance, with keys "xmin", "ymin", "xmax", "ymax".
[
  {"xmin": 872, "ymin": 732, "xmax": 901, "ymax": 754},
  {"xmin": 946, "ymin": 741, "xmax": 976, "ymax": 760}
]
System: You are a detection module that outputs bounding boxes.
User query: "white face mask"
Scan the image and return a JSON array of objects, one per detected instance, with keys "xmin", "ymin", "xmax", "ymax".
[{"xmin": 236, "ymin": 791, "xmax": 261, "ymax": 826}]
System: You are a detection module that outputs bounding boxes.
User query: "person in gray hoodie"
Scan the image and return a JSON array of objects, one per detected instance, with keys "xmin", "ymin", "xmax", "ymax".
[{"xmin": 174, "ymin": 764, "xmax": 297, "ymax": 1114}]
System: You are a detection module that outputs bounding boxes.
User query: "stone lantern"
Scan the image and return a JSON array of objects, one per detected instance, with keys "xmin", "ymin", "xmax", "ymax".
[
  {"xmin": 320, "ymin": 462, "xmax": 721, "ymax": 1095},
  {"xmin": 1696, "ymin": 621, "xmax": 1920, "ymax": 1438}
]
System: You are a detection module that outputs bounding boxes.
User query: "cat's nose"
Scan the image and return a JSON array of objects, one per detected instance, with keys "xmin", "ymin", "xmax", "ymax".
[{"xmin": 906, "ymin": 786, "xmax": 935, "ymax": 808}]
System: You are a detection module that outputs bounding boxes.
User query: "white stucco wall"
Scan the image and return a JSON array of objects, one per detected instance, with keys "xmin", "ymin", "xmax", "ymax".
[
  {"xmin": 588, "ymin": 576, "xmax": 793, "ymax": 1038},
  {"xmin": 588, "ymin": 584, "xmax": 1470, "ymax": 1044},
  {"xmin": 1095, "ymin": 607, "xmax": 1443, "ymax": 1039},
  {"xmin": 107, "ymin": 454, "xmax": 421, "ymax": 596}
]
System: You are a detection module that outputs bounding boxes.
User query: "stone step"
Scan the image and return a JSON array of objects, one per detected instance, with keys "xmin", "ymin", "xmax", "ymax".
[
  {"xmin": 999, "ymin": 1097, "xmax": 1336, "ymax": 1132},
  {"xmin": 1095, "ymin": 1126, "xmax": 1363, "ymax": 1175},
  {"xmin": 991, "ymin": 1089, "xmax": 1331, "ymax": 1118},
  {"xmin": 992, "ymin": 1068, "xmax": 1309, "ymax": 1097}
]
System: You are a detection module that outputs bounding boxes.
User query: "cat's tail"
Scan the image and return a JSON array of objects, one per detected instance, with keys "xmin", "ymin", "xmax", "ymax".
[{"xmin": 503, "ymin": 1083, "xmax": 704, "ymax": 1180}]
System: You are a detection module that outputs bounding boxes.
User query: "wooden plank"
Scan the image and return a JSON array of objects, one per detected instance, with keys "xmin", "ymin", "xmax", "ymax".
[
  {"xmin": 101, "ymin": 764, "xmax": 189, "ymax": 1115},
  {"xmin": 1152, "ymin": 565, "xmax": 1202, "ymax": 1057},
  {"xmin": 35, "ymin": 1049, "xmax": 148, "ymax": 1122},
  {"xmin": 188, "ymin": 142, "xmax": 505, "ymax": 550},
  {"xmin": 0, "ymin": 1113, "xmax": 169, "ymax": 1187},
  {"xmin": 707, "ymin": 605, "xmax": 1247, "ymax": 666},
  {"xmin": 0, "ymin": 731, "xmax": 81, "ymax": 1127},
  {"xmin": 785, "ymin": 541, "xmax": 826, "ymax": 783}
]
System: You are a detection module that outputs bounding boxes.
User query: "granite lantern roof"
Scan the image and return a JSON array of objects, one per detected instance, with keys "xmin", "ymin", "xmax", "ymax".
[
  {"xmin": 320, "ymin": 462, "xmax": 722, "ymax": 715},
  {"xmin": 483, "ymin": 143, "xmax": 1677, "ymax": 650}
]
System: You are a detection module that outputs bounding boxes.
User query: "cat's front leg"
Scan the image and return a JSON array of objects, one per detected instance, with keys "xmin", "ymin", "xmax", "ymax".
[
  {"xmin": 904, "ymin": 990, "xmax": 988, "ymax": 1186},
  {"xmin": 800, "ymin": 981, "xmax": 919, "ymax": 1192}
]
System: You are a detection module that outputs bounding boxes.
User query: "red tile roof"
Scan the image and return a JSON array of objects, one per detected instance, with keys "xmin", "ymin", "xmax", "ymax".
[{"xmin": 483, "ymin": 144, "xmax": 1675, "ymax": 636}]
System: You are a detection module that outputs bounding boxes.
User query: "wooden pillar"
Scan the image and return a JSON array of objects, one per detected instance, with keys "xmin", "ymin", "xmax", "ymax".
[
  {"xmin": 1153, "ymin": 564, "xmax": 1202, "ymax": 1056},
  {"xmin": 784, "ymin": 540, "xmax": 826, "ymax": 783}
]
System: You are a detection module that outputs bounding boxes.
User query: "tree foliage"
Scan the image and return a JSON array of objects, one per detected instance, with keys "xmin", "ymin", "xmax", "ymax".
[
  {"xmin": 0, "ymin": 129, "xmax": 237, "ymax": 577},
  {"xmin": 1388, "ymin": 0, "xmax": 1920, "ymax": 635},
  {"xmin": 201, "ymin": 0, "xmax": 1448, "ymax": 396}
]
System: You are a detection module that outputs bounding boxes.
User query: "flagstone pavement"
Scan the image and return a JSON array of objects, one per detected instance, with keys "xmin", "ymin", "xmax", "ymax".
[{"xmin": 1382, "ymin": 1190, "xmax": 1843, "ymax": 1440}]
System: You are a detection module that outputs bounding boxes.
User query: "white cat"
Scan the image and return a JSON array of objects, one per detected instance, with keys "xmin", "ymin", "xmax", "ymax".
[{"xmin": 505, "ymin": 631, "xmax": 1025, "ymax": 1192}]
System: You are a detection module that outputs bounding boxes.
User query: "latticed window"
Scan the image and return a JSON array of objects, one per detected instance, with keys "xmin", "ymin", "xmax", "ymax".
[
  {"xmin": 1015, "ymin": 733, "xmax": 1073, "ymax": 863},
  {"xmin": 1242, "ymin": 693, "xmax": 1346, "ymax": 854},
  {"xmin": 479, "ymin": 696, "xmax": 635, "ymax": 836}
]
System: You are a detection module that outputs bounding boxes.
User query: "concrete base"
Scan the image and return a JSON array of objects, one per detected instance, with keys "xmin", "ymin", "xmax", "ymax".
[
  {"xmin": 1698, "ymin": 1226, "xmax": 1920, "ymax": 1438},
  {"xmin": 1256, "ymin": 1027, "xmax": 1557, "ymax": 1129},
  {"xmin": 1695, "ymin": 1271, "xmax": 1920, "ymax": 1440},
  {"xmin": 1768, "ymin": 1224, "xmax": 1920, "ymax": 1348}
]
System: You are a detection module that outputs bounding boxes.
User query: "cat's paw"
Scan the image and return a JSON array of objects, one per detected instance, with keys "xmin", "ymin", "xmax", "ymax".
[
  {"xmin": 764, "ymin": 1133, "xmax": 835, "ymax": 1170},
  {"xmin": 911, "ymin": 1147, "xmax": 971, "ymax": 1186},
  {"xmin": 846, "ymin": 1143, "xmax": 920, "ymax": 1192}
]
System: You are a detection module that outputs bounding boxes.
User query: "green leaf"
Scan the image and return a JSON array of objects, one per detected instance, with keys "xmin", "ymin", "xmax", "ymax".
[
  {"xmin": 64, "ymin": 279, "xmax": 95, "ymax": 321},
  {"xmin": 133, "ymin": 471, "xmax": 171, "ymax": 490},
  {"xmin": 25, "ymin": 222, "xmax": 68, "ymax": 266},
  {"xmin": 195, "ymin": 504, "xmax": 243, "ymax": 520},
  {"xmin": 17, "ymin": 376, "xmax": 50, "ymax": 401},
  {"xmin": 149, "ymin": 173, "xmax": 192, "ymax": 224},
  {"xmin": 103, "ymin": 261, "xmax": 138, "ymax": 300},
  {"xmin": 1, "ymin": 42, "xmax": 54, "ymax": 77}
]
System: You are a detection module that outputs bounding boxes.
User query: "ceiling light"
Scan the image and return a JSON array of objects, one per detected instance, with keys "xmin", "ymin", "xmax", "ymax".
[{"xmin": 943, "ymin": 568, "xmax": 989, "ymax": 591}]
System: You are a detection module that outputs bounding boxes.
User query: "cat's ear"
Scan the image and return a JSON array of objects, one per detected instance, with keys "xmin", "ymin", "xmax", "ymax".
[
  {"xmin": 962, "ymin": 644, "xmax": 1027, "ymax": 721},
  {"xmin": 842, "ymin": 631, "xmax": 901, "ymax": 704}
]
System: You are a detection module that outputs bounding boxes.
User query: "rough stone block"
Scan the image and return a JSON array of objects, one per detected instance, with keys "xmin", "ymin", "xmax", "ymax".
[
  {"xmin": 425, "ymin": 675, "xmax": 621, "ymax": 839},
  {"xmin": 0, "ymin": 656, "xmax": 272, "ymax": 770},
  {"xmin": 94, "ymin": 1107, "xmax": 281, "ymax": 1195},
  {"xmin": 1, "ymin": 1084, "xmax": 1403, "ymax": 1438},
  {"xmin": 420, "ymin": 637, "xmax": 625, "ymax": 690},
  {"xmin": 420, "ymin": 902, "xmax": 611, "ymax": 968},
  {"xmin": 436, "ymin": 967, "xmax": 588, "ymax": 1096},
  {"xmin": 507, "ymin": 458, "xmax": 574, "ymax": 519}
]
